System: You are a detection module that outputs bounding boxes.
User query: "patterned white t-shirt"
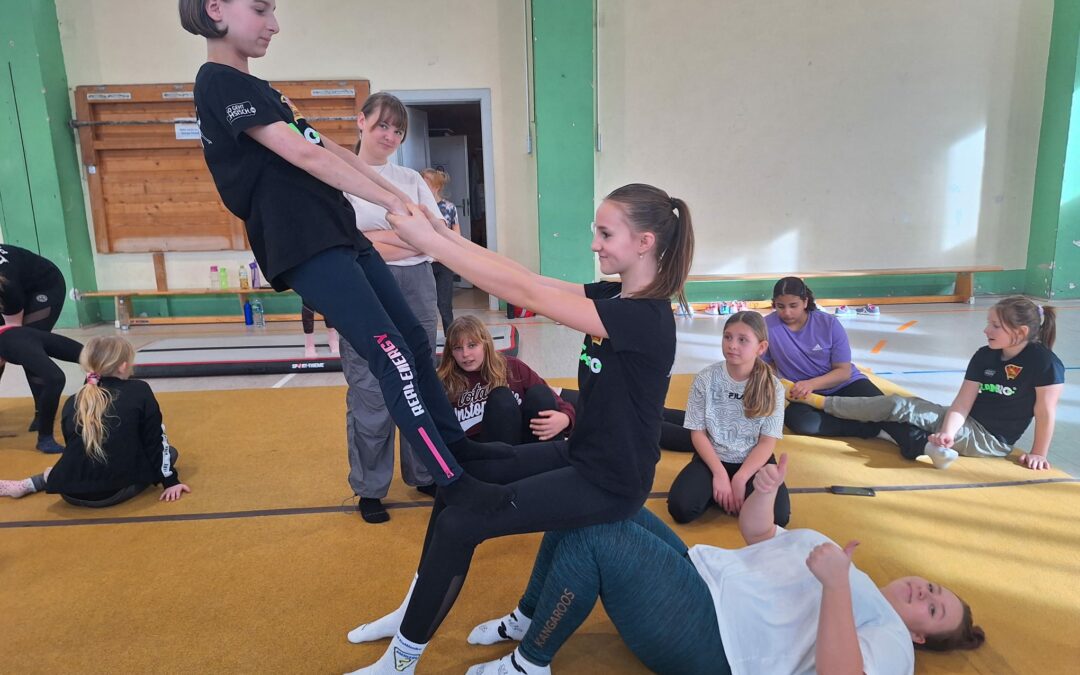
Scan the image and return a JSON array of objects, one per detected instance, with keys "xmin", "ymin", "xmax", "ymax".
[{"xmin": 683, "ymin": 361, "xmax": 784, "ymax": 463}]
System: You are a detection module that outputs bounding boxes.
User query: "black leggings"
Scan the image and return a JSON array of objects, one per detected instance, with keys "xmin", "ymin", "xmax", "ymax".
[
  {"xmin": 281, "ymin": 246, "xmax": 468, "ymax": 486},
  {"xmin": 300, "ymin": 304, "xmax": 333, "ymax": 334},
  {"xmin": 0, "ymin": 329, "xmax": 82, "ymax": 437},
  {"xmin": 667, "ymin": 453, "xmax": 790, "ymax": 526},
  {"xmin": 1, "ymin": 281, "xmax": 66, "ymax": 422},
  {"xmin": 785, "ymin": 378, "xmax": 928, "ymax": 458},
  {"xmin": 476, "ymin": 384, "xmax": 561, "ymax": 445},
  {"xmin": 400, "ymin": 441, "xmax": 644, "ymax": 642}
]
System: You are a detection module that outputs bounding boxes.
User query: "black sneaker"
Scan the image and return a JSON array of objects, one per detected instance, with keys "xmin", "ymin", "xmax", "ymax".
[
  {"xmin": 36, "ymin": 436, "xmax": 64, "ymax": 454},
  {"xmin": 415, "ymin": 483, "xmax": 437, "ymax": 497}
]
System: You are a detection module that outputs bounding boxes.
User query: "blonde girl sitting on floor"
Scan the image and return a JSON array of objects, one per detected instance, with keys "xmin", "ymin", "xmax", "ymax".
[
  {"xmin": 0, "ymin": 336, "xmax": 188, "ymax": 506},
  {"xmin": 789, "ymin": 296, "xmax": 1064, "ymax": 470},
  {"xmin": 666, "ymin": 311, "xmax": 789, "ymax": 526}
]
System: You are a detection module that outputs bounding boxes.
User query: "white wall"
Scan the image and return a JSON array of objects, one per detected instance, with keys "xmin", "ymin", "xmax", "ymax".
[
  {"xmin": 597, "ymin": 0, "xmax": 1053, "ymax": 274},
  {"xmin": 56, "ymin": 0, "xmax": 536, "ymax": 289}
]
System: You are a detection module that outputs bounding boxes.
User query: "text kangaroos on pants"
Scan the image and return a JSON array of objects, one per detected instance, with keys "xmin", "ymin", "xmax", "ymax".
[{"xmin": 375, "ymin": 334, "xmax": 425, "ymax": 416}]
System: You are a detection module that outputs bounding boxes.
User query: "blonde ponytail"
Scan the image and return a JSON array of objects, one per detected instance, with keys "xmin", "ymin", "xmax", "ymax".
[{"xmin": 74, "ymin": 336, "xmax": 135, "ymax": 462}]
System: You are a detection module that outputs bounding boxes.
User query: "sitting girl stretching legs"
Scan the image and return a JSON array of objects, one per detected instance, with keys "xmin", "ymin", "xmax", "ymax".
[
  {"xmin": 794, "ymin": 296, "xmax": 1063, "ymax": 470},
  {"xmin": 666, "ymin": 311, "xmax": 789, "ymax": 526},
  {"xmin": 0, "ymin": 336, "xmax": 189, "ymax": 506},
  {"xmin": 440, "ymin": 316, "xmax": 576, "ymax": 444}
]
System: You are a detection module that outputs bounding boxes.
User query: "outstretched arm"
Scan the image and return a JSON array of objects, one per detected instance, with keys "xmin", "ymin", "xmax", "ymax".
[
  {"xmin": 321, "ymin": 136, "xmax": 413, "ymax": 207},
  {"xmin": 738, "ymin": 453, "xmax": 788, "ymax": 545},
  {"xmin": 388, "ymin": 206, "xmax": 605, "ymax": 336},
  {"xmin": 244, "ymin": 122, "xmax": 407, "ymax": 216}
]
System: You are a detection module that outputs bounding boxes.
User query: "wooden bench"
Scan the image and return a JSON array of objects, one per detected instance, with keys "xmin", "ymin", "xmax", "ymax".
[
  {"xmin": 681, "ymin": 266, "xmax": 1003, "ymax": 309},
  {"xmin": 75, "ymin": 286, "xmax": 312, "ymax": 329}
]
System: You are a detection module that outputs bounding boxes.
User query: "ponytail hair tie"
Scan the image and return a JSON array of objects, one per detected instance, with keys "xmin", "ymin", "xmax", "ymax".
[
  {"xmin": 86, "ymin": 372, "xmax": 101, "ymax": 385},
  {"xmin": 1038, "ymin": 304, "xmax": 1045, "ymax": 325},
  {"xmin": 669, "ymin": 197, "xmax": 679, "ymax": 211}
]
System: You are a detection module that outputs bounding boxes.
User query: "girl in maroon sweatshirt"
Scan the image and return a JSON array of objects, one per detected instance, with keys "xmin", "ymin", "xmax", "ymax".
[{"xmin": 438, "ymin": 316, "xmax": 575, "ymax": 444}]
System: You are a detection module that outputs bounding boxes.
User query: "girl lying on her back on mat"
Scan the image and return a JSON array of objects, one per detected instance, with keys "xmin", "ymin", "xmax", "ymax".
[
  {"xmin": 665, "ymin": 310, "xmax": 789, "ymax": 527},
  {"xmin": 182, "ymin": 0, "xmax": 515, "ymax": 513},
  {"xmin": 439, "ymin": 316, "xmax": 576, "ymax": 445},
  {"xmin": 343, "ymin": 182, "xmax": 694, "ymax": 674},
  {"xmin": 466, "ymin": 455, "xmax": 984, "ymax": 675},
  {"xmin": 790, "ymin": 296, "xmax": 1064, "ymax": 471},
  {"xmin": 0, "ymin": 336, "xmax": 190, "ymax": 506},
  {"xmin": 0, "ymin": 325, "xmax": 83, "ymax": 453},
  {"xmin": 765, "ymin": 276, "xmax": 928, "ymax": 458}
]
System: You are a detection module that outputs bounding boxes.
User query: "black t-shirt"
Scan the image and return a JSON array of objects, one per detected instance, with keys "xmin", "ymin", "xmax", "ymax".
[
  {"xmin": 0, "ymin": 244, "xmax": 64, "ymax": 315},
  {"xmin": 193, "ymin": 62, "xmax": 371, "ymax": 291},
  {"xmin": 47, "ymin": 378, "xmax": 179, "ymax": 495},
  {"xmin": 965, "ymin": 342, "xmax": 1064, "ymax": 445},
  {"xmin": 567, "ymin": 281, "xmax": 676, "ymax": 498}
]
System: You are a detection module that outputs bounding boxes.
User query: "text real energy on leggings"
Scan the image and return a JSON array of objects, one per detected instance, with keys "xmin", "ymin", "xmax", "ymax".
[{"xmin": 376, "ymin": 334, "xmax": 425, "ymax": 416}]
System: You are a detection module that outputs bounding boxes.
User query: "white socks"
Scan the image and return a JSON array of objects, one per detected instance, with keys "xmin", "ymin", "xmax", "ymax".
[
  {"xmin": 466, "ymin": 647, "xmax": 551, "ymax": 675},
  {"xmin": 344, "ymin": 632, "xmax": 426, "ymax": 675},
  {"xmin": 468, "ymin": 607, "xmax": 532, "ymax": 645},
  {"xmin": 0, "ymin": 478, "xmax": 34, "ymax": 499},
  {"xmin": 924, "ymin": 443, "xmax": 959, "ymax": 470},
  {"xmin": 348, "ymin": 574, "xmax": 417, "ymax": 644}
]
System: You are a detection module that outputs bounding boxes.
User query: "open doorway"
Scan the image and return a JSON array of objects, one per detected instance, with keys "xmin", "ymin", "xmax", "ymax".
[{"xmin": 388, "ymin": 89, "xmax": 498, "ymax": 311}]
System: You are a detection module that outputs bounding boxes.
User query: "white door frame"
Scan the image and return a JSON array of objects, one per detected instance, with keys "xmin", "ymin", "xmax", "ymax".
[{"xmin": 388, "ymin": 88, "xmax": 499, "ymax": 311}]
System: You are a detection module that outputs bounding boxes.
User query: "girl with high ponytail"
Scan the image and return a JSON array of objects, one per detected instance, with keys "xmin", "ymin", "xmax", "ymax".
[
  {"xmin": 666, "ymin": 311, "xmax": 790, "ymax": 526},
  {"xmin": 0, "ymin": 336, "xmax": 189, "ymax": 506}
]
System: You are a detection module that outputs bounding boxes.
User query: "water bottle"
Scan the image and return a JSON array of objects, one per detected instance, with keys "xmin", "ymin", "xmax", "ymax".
[
  {"xmin": 239, "ymin": 265, "xmax": 250, "ymax": 289},
  {"xmin": 218, "ymin": 266, "xmax": 229, "ymax": 289},
  {"xmin": 249, "ymin": 261, "xmax": 261, "ymax": 288},
  {"xmin": 243, "ymin": 299, "xmax": 254, "ymax": 326},
  {"xmin": 252, "ymin": 298, "xmax": 266, "ymax": 328},
  {"xmin": 209, "ymin": 265, "xmax": 219, "ymax": 289}
]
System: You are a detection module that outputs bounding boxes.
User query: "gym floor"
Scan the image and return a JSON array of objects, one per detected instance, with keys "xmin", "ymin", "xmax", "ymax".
[{"xmin": 1, "ymin": 293, "xmax": 1076, "ymax": 476}]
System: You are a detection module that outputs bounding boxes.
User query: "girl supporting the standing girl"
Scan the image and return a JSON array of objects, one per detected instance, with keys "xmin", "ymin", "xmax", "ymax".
[
  {"xmin": 799, "ymin": 296, "xmax": 1063, "ymax": 470},
  {"xmin": 439, "ymin": 315, "xmax": 575, "ymax": 445},
  {"xmin": 344, "ymin": 183, "xmax": 693, "ymax": 674},
  {"xmin": 666, "ymin": 311, "xmax": 789, "ymax": 526},
  {"xmin": 0, "ymin": 336, "xmax": 189, "ymax": 507},
  {"xmin": 182, "ymin": 0, "xmax": 512, "ymax": 512}
]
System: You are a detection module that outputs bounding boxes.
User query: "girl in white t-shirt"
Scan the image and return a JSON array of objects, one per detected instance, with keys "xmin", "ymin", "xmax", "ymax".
[
  {"xmin": 338, "ymin": 92, "xmax": 446, "ymax": 524},
  {"xmin": 466, "ymin": 456, "xmax": 985, "ymax": 675},
  {"xmin": 667, "ymin": 311, "xmax": 788, "ymax": 525}
]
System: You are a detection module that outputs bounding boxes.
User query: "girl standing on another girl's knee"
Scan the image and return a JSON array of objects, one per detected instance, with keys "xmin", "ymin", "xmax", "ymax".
[
  {"xmin": 0, "ymin": 336, "xmax": 188, "ymax": 507},
  {"xmin": 182, "ymin": 0, "xmax": 510, "ymax": 513},
  {"xmin": 808, "ymin": 296, "xmax": 1063, "ymax": 470},
  {"xmin": 439, "ymin": 316, "xmax": 575, "ymax": 445},
  {"xmin": 666, "ymin": 311, "xmax": 789, "ymax": 526}
]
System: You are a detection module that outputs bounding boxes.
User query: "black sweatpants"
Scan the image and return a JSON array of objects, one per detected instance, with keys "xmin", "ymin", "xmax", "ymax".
[
  {"xmin": 666, "ymin": 453, "xmax": 790, "ymax": 526},
  {"xmin": 431, "ymin": 261, "xmax": 455, "ymax": 335},
  {"xmin": 400, "ymin": 441, "xmax": 645, "ymax": 642},
  {"xmin": 476, "ymin": 384, "xmax": 560, "ymax": 445},
  {"xmin": 0, "ymin": 329, "xmax": 82, "ymax": 437},
  {"xmin": 785, "ymin": 378, "xmax": 928, "ymax": 458}
]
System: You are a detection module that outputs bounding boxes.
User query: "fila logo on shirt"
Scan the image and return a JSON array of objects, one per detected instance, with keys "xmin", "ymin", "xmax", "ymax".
[{"xmin": 225, "ymin": 100, "xmax": 257, "ymax": 124}]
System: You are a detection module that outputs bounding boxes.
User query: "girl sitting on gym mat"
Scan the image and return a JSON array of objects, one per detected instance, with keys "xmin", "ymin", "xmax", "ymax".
[
  {"xmin": 788, "ymin": 295, "xmax": 1064, "ymax": 470},
  {"xmin": 0, "ymin": 336, "xmax": 189, "ymax": 506},
  {"xmin": 665, "ymin": 311, "xmax": 789, "ymax": 526},
  {"xmin": 439, "ymin": 316, "xmax": 575, "ymax": 445}
]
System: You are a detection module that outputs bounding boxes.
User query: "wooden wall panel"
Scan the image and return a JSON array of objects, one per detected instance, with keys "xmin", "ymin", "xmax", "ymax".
[{"xmin": 73, "ymin": 80, "xmax": 370, "ymax": 253}]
